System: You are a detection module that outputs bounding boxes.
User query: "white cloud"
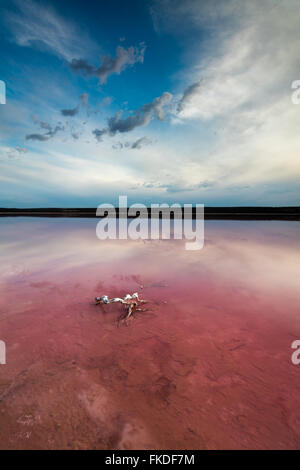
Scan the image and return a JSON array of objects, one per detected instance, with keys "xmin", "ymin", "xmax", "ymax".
[
  {"xmin": 176, "ymin": 1, "xmax": 300, "ymax": 120},
  {"xmin": 2, "ymin": 0, "xmax": 300, "ymax": 206},
  {"xmin": 5, "ymin": 0, "xmax": 95, "ymax": 60},
  {"xmin": 157, "ymin": 0, "xmax": 300, "ymax": 203}
]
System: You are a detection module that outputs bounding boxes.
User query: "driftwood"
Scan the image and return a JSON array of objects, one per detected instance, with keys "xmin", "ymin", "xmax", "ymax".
[{"xmin": 94, "ymin": 292, "xmax": 147, "ymax": 325}]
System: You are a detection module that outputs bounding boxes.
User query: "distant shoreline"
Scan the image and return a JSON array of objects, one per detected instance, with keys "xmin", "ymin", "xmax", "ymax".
[{"xmin": 0, "ymin": 207, "xmax": 300, "ymax": 220}]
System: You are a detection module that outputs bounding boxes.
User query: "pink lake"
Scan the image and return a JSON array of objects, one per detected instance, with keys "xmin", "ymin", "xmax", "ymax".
[{"xmin": 0, "ymin": 217, "xmax": 300, "ymax": 449}]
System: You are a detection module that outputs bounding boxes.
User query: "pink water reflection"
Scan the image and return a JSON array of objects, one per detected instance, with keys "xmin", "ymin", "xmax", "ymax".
[{"xmin": 0, "ymin": 217, "xmax": 300, "ymax": 449}]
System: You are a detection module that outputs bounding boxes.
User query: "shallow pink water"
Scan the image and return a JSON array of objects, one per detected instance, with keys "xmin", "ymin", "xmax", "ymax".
[{"xmin": 0, "ymin": 218, "xmax": 300, "ymax": 449}]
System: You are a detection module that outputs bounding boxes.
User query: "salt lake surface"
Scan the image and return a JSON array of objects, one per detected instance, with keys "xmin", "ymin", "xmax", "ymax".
[{"xmin": 0, "ymin": 217, "xmax": 300, "ymax": 449}]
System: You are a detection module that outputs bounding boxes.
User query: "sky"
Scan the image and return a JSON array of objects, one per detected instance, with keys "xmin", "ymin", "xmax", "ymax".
[{"xmin": 0, "ymin": 0, "xmax": 300, "ymax": 207}]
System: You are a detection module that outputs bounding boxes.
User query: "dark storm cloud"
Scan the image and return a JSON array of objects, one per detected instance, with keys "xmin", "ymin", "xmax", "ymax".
[
  {"xmin": 92, "ymin": 128, "xmax": 108, "ymax": 142},
  {"xmin": 177, "ymin": 81, "xmax": 202, "ymax": 113},
  {"xmin": 60, "ymin": 93, "xmax": 89, "ymax": 117},
  {"xmin": 61, "ymin": 106, "xmax": 79, "ymax": 117},
  {"xmin": 69, "ymin": 58, "xmax": 95, "ymax": 74},
  {"xmin": 26, "ymin": 123, "xmax": 65, "ymax": 141},
  {"xmin": 26, "ymin": 133, "xmax": 50, "ymax": 141},
  {"xmin": 70, "ymin": 45, "xmax": 146, "ymax": 84},
  {"xmin": 108, "ymin": 91, "xmax": 172, "ymax": 133},
  {"xmin": 131, "ymin": 136, "xmax": 152, "ymax": 149},
  {"xmin": 93, "ymin": 92, "xmax": 172, "ymax": 141}
]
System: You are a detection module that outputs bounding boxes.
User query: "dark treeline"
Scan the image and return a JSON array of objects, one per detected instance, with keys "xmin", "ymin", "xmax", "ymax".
[{"xmin": 0, "ymin": 207, "xmax": 300, "ymax": 220}]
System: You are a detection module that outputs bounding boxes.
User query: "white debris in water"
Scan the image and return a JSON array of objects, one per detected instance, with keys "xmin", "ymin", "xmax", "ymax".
[{"xmin": 94, "ymin": 292, "xmax": 143, "ymax": 306}]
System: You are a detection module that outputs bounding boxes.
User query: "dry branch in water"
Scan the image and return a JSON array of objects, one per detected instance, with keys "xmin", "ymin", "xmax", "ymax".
[{"xmin": 94, "ymin": 292, "xmax": 147, "ymax": 325}]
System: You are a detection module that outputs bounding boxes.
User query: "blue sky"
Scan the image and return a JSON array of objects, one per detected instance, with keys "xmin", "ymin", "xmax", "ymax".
[{"xmin": 0, "ymin": 0, "xmax": 300, "ymax": 207}]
